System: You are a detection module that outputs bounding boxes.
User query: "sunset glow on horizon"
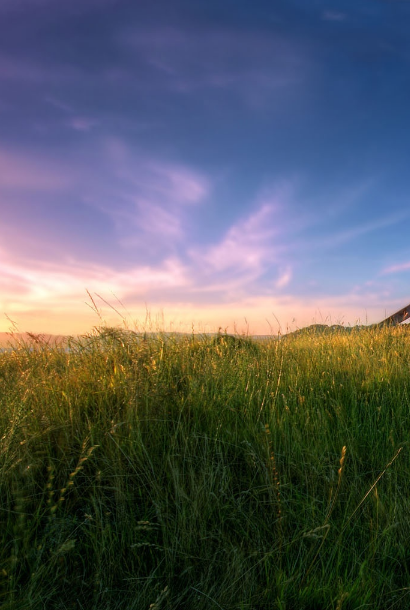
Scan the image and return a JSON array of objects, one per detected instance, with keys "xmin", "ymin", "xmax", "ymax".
[{"xmin": 1, "ymin": 0, "xmax": 409, "ymax": 336}]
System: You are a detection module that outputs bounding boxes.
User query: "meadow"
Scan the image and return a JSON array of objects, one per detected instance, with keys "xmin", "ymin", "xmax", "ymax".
[{"xmin": 1, "ymin": 324, "xmax": 410, "ymax": 609}]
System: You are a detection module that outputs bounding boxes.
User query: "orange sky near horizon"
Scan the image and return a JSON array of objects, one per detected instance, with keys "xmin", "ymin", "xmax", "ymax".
[{"xmin": 0, "ymin": 290, "xmax": 401, "ymax": 337}]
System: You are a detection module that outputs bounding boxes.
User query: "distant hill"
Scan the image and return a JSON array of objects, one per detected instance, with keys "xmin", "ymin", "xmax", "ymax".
[
  {"xmin": 1, "ymin": 321, "xmax": 409, "ymax": 350},
  {"xmin": 282, "ymin": 322, "xmax": 410, "ymax": 340},
  {"xmin": 0, "ymin": 332, "xmax": 70, "ymax": 349}
]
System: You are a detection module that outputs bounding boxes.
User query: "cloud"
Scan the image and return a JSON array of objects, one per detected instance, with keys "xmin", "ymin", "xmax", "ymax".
[
  {"xmin": 69, "ymin": 117, "xmax": 99, "ymax": 132},
  {"xmin": 382, "ymin": 261, "xmax": 410, "ymax": 274},
  {"xmin": 0, "ymin": 208, "xmax": 404, "ymax": 335},
  {"xmin": 313, "ymin": 210, "xmax": 410, "ymax": 250},
  {"xmin": 0, "ymin": 255, "xmax": 189, "ymax": 312},
  {"xmin": 119, "ymin": 26, "xmax": 312, "ymax": 106},
  {"xmin": 322, "ymin": 11, "xmax": 347, "ymax": 22},
  {"xmin": 187, "ymin": 199, "xmax": 294, "ymax": 299},
  {"xmin": 193, "ymin": 204, "xmax": 278, "ymax": 275},
  {"xmin": 151, "ymin": 163, "xmax": 208, "ymax": 204},
  {"xmin": 89, "ymin": 140, "xmax": 210, "ymax": 246},
  {"xmin": 0, "ymin": 148, "xmax": 73, "ymax": 191},
  {"xmin": 0, "ymin": 192, "xmax": 290, "ymax": 334},
  {"xmin": 132, "ymin": 202, "xmax": 183, "ymax": 240},
  {"xmin": 101, "ymin": 139, "xmax": 209, "ymax": 207},
  {"xmin": 1, "ymin": 271, "xmax": 396, "ymax": 335},
  {"xmin": 275, "ymin": 267, "xmax": 292, "ymax": 289},
  {"xmin": 44, "ymin": 96, "xmax": 74, "ymax": 113},
  {"xmin": 0, "ymin": 141, "xmax": 210, "ymax": 270},
  {"xmin": 43, "ymin": 98, "xmax": 99, "ymax": 132},
  {"xmin": 0, "ymin": 244, "xmax": 199, "ymax": 334}
]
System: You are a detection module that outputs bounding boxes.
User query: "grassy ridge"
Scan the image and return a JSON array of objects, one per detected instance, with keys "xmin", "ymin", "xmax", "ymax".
[{"xmin": 1, "ymin": 326, "xmax": 410, "ymax": 609}]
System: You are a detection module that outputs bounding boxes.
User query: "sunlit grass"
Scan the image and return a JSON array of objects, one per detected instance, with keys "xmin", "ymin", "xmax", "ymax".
[{"xmin": 1, "ymin": 324, "xmax": 410, "ymax": 609}]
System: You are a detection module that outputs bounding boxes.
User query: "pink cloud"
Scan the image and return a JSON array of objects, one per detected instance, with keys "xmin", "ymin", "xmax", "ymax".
[
  {"xmin": 69, "ymin": 117, "xmax": 99, "ymax": 132},
  {"xmin": 120, "ymin": 202, "xmax": 184, "ymax": 242},
  {"xmin": 382, "ymin": 261, "xmax": 410, "ymax": 275},
  {"xmin": 44, "ymin": 98, "xmax": 99, "ymax": 132},
  {"xmin": 275, "ymin": 267, "xmax": 292, "ymax": 289},
  {"xmin": 0, "ymin": 148, "xmax": 72, "ymax": 191},
  {"xmin": 0, "ymin": 256, "xmax": 188, "ymax": 301},
  {"xmin": 0, "ymin": 142, "xmax": 209, "ymax": 255},
  {"xmin": 90, "ymin": 140, "xmax": 210, "ymax": 243},
  {"xmin": 149, "ymin": 163, "xmax": 208, "ymax": 204},
  {"xmin": 0, "ymin": 251, "xmax": 191, "ymax": 333},
  {"xmin": 44, "ymin": 96, "xmax": 74, "ymax": 113},
  {"xmin": 112, "ymin": 159, "xmax": 209, "ymax": 208},
  {"xmin": 183, "ymin": 199, "xmax": 297, "ymax": 301},
  {"xmin": 197, "ymin": 204, "xmax": 278, "ymax": 273},
  {"xmin": 0, "ymin": 283, "xmax": 391, "ymax": 337},
  {"xmin": 0, "ymin": 242, "xmax": 403, "ymax": 336}
]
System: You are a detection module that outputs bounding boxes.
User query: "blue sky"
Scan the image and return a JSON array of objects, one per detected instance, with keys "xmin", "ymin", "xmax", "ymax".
[{"xmin": 1, "ymin": 0, "xmax": 410, "ymax": 335}]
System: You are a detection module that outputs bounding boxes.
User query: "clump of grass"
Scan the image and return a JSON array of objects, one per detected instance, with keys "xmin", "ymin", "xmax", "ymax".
[{"xmin": 0, "ymin": 323, "xmax": 410, "ymax": 608}]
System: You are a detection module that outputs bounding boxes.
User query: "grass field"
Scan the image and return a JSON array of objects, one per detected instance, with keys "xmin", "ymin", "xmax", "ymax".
[{"xmin": 1, "ymin": 324, "xmax": 410, "ymax": 609}]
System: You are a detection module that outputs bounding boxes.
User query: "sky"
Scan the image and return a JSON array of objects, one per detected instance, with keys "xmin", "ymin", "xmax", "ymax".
[{"xmin": 1, "ymin": 0, "xmax": 410, "ymax": 336}]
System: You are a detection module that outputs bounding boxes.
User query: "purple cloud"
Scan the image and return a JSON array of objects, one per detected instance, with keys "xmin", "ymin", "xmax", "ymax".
[
  {"xmin": 119, "ymin": 26, "xmax": 313, "ymax": 106},
  {"xmin": 86, "ymin": 139, "xmax": 210, "ymax": 248},
  {"xmin": 69, "ymin": 117, "xmax": 99, "ymax": 132},
  {"xmin": 0, "ymin": 148, "xmax": 73, "ymax": 191},
  {"xmin": 382, "ymin": 261, "xmax": 410, "ymax": 274}
]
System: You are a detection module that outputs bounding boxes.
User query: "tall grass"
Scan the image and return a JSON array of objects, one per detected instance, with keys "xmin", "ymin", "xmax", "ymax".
[{"xmin": 1, "ymin": 324, "xmax": 410, "ymax": 609}]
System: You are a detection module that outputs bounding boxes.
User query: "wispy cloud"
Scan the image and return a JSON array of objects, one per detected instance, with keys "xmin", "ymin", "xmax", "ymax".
[
  {"xmin": 69, "ymin": 117, "xmax": 99, "ymax": 132},
  {"xmin": 275, "ymin": 267, "xmax": 292, "ymax": 289},
  {"xmin": 119, "ymin": 26, "xmax": 312, "ymax": 106},
  {"xmin": 3, "ymin": 286, "xmax": 396, "ymax": 336},
  {"xmin": 187, "ymin": 200, "xmax": 292, "ymax": 299},
  {"xmin": 0, "ymin": 216, "xmax": 403, "ymax": 335},
  {"xmin": 43, "ymin": 97, "xmax": 99, "ymax": 132},
  {"xmin": 150, "ymin": 163, "xmax": 208, "ymax": 204},
  {"xmin": 0, "ymin": 148, "xmax": 73, "ymax": 191},
  {"xmin": 0, "ymin": 243, "xmax": 194, "ymax": 334},
  {"xmin": 0, "ymin": 256, "xmax": 189, "ymax": 311},
  {"xmin": 382, "ymin": 261, "xmax": 410, "ymax": 274},
  {"xmin": 44, "ymin": 96, "xmax": 74, "ymax": 113},
  {"xmin": 101, "ymin": 139, "xmax": 209, "ymax": 206},
  {"xmin": 0, "ymin": 141, "xmax": 210, "ymax": 268},
  {"xmin": 90, "ymin": 140, "xmax": 210, "ymax": 246},
  {"xmin": 313, "ymin": 210, "xmax": 410, "ymax": 250},
  {"xmin": 196, "ymin": 204, "xmax": 278, "ymax": 274},
  {"xmin": 122, "ymin": 201, "xmax": 184, "ymax": 242},
  {"xmin": 0, "ymin": 247, "xmax": 394, "ymax": 335},
  {"xmin": 322, "ymin": 11, "xmax": 347, "ymax": 22}
]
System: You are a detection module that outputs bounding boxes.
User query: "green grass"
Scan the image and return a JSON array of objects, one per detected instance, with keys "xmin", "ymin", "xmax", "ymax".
[{"xmin": 1, "ymin": 324, "xmax": 410, "ymax": 609}]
